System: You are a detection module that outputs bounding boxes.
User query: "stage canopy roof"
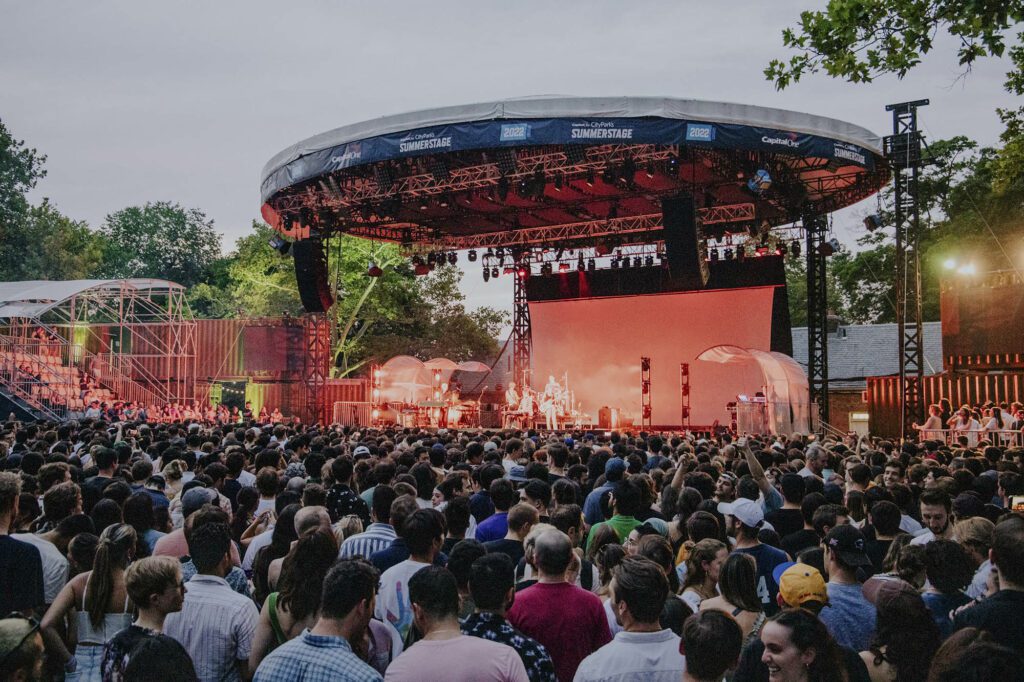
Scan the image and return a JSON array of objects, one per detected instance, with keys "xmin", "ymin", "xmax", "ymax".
[
  {"xmin": 260, "ymin": 96, "xmax": 889, "ymax": 250},
  {"xmin": 0, "ymin": 279, "xmax": 184, "ymax": 319}
]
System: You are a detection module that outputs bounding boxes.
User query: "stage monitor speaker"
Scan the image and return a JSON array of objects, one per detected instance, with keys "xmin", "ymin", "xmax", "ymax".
[
  {"xmin": 661, "ymin": 194, "xmax": 709, "ymax": 289},
  {"xmin": 292, "ymin": 238, "xmax": 334, "ymax": 313}
]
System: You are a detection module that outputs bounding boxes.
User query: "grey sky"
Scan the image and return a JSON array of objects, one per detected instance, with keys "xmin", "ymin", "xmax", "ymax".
[{"xmin": 1, "ymin": 1, "xmax": 1016, "ymax": 313}]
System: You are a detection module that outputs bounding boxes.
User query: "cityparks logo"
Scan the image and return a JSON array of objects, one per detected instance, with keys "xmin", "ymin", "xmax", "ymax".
[
  {"xmin": 761, "ymin": 132, "xmax": 801, "ymax": 148},
  {"xmin": 685, "ymin": 123, "xmax": 716, "ymax": 142},
  {"xmin": 833, "ymin": 142, "xmax": 867, "ymax": 166},
  {"xmin": 398, "ymin": 132, "xmax": 452, "ymax": 153},
  {"xmin": 570, "ymin": 121, "xmax": 635, "ymax": 140},
  {"xmin": 500, "ymin": 123, "xmax": 532, "ymax": 142}
]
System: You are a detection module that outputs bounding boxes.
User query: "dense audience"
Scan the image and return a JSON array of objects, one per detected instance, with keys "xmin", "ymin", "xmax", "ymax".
[{"xmin": 2, "ymin": 417, "xmax": 1024, "ymax": 681}]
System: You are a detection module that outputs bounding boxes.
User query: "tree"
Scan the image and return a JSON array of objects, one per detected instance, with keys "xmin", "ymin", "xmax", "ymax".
[
  {"xmin": 97, "ymin": 201, "xmax": 222, "ymax": 287},
  {"xmin": 0, "ymin": 119, "xmax": 47, "ymax": 280},
  {"xmin": 14, "ymin": 199, "xmax": 106, "ymax": 281}
]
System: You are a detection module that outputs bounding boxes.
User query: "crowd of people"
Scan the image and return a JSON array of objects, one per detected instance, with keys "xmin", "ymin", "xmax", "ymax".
[
  {"xmin": 913, "ymin": 398, "xmax": 1024, "ymax": 447},
  {"xmin": 0, "ymin": 416, "xmax": 1023, "ymax": 681}
]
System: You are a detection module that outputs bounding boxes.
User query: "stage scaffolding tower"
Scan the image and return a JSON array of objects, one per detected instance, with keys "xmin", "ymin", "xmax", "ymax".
[
  {"xmin": 680, "ymin": 363, "xmax": 691, "ymax": 432},
  {"xmin": 641, "ymin": 357, "xmax": 652, "ymax": 430},
  {"xmin": 804, "ymin": 210, "xmax": 830, "ymax": 428},
  {"xmin": 885, "ymin": 100, "xmax": 928, "ymax": 438},
  {"xmin": 512, "ymin": 262, "xmax": 532, "ymax": 390}
]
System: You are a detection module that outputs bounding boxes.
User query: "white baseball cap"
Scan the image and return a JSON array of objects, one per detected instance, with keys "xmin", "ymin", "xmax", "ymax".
[{"xmin": 718, "ymin": 498, "xmax": 764, "ymax": 528}]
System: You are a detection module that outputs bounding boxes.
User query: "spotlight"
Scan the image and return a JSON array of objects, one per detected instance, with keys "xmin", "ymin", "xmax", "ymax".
[
  {"xmin": 956, "ymin": 263, "xmax": 977, "ymax": 276},
  {"xmin": 414, "ymin": 262, "xmax": 431, "ymax": 276},
  {"xmin": 426, "ymin": 252, "xmax": 436, "ymax": 266},
  {"xmin": 645, "ymin": 255, "xmax": 654, "ymax": 267},
  {"xmin": 633, "ymin": 256, "xmax": 642, "ymax": 268},
  {"xmin": 943, "ymin": 258, "xmax": 957, "ymax": 270},
  {"xmin": 496, "ymin": 148, "xmax": 517, "ymax": 175},
  {"xmin": 588, "ymin": 258, "xmax": 596, "ymax": 271},
  {"xmin": 554, "ymin": 174, "xmax": 563, "ymax": 191},
  {"xmin": 585, "ymin": 170, "xmax": 595, "ymax": 186},
  {"xmin": 611, "ymin": 258, "xmax": 620, "ymax": 269},
  {"xmin": 447, "ymin": 252, "xmax": 457, "ymax": 265},
  {"xmin": 268, "ymin": 235, "xmax": 291, "ymax": 256},
  {"xmin": 863, "ymin": 214, "xmax": 884, "ymax": 232},
  {"xmin": 541, "ymin": 262, "xmax": 553, "ymax": 276},
  {"xmin": 517, "ymin": 266, "xmax": 529, "ymax": 279},
  {"xmin": 791, "ymin": 240, "xmax": 801, "ymax": 258},
  {"xmin": 724, "ymin": 248, "xmax": 733, "ymax": 260},
  {"xmin": 817, "ymin": 237, "xmax": 841, "ymax": 257},
  {"xmin": 367, "ymin": 261, "xmax": 383, "ymax": 277},
  {"xmin": 564, "ymin": 145, "xmax": 587, "ymax": 165},
  {"xmin": 778, "ymin": 243, "xmax": 788, "ymax": 256},
  {"xmin": 483, "ymin": 268, "xmax": 490, "ymax": 282},
  {"xmin": 665, "ymin": 154, "xmax": 679, "ymax": 174},
  {"xmin": 468, "ymin": 250, "xmax": 478, "ymax": 262},
  {"xmin": 746, "ymin": 169, "xmax": 772, "ymax": 193},
  {"xmin": 491, "ymin": 266, "xmax": 499, "ymax": 278},
  {"xmin": 736, "ymin": 246, "xmax": 746, "ymax": 261},
  {"xmin": 709, "ymin": 248, "xmax": 719, "ymax": 262},
  {"xmin": 558, "ymin": 262, "xmax": 570, "ymax": 273},
  {"xmin": 577, "ymin": 254, "xmax": 585, "ymax": 271}
]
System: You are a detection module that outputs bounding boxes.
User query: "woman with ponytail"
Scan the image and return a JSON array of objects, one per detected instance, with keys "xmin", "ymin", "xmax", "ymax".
[{"xmin": 41, "ymin": 523, "xmax": 137, "ymax": 680}]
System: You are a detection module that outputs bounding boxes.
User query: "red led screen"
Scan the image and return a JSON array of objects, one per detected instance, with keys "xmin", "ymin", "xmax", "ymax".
[{"xmin": 529, "ymin": 286, "xmax": 780, "ymax": 427}]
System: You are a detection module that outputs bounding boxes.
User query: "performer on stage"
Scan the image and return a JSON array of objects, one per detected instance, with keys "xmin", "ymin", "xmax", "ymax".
[
  {"xmin": 503, "ymin": 381, "xmax": 521, "ymax": 428},
  {"xmin": 540, "ymin": 375, "xmax": 562, "ymax": 431}
]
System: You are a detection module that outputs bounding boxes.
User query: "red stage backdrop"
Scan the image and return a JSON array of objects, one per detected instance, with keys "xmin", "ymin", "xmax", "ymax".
[{"xmin": 529, "ymin": 286, "xmax": 778, "ymax": 427}]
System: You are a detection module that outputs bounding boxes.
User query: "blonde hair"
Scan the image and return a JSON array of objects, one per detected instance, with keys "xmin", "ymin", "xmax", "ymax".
[
  {"xmin": 333, "ymin": 515, "xmax": 364, "ymax": 544},
  {"xmin": 682, "ymin": 538, "xmax": 727, "ymax": 591},
  {"xmin": 161, "ymin": 460, "xmax": 186, "ymax": 482},
  {"xmin": 125, "ymin": 556, "xmax": 180, "ymax": 606},
  {"xmin": 953, "ymin": 516, "xmax": 995, "ymax": 554}
]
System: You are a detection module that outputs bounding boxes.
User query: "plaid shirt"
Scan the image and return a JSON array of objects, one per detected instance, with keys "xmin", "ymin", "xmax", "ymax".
[
  {"xmin": 461, "ymin": 612, "xmax": 557, "ymax": 682},
  {"xmin": 253, "ymin": 630, "xmax": 382, "ymax": 682}
]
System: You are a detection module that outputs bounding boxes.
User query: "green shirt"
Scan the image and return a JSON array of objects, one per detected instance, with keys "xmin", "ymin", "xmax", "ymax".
[{"xmin": 586, "ymin": 514, "xmax": 641, "ymax": 551}]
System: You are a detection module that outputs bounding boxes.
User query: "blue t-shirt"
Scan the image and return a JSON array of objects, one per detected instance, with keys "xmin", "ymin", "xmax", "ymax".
[
  {"xmin": 475, "ymin": 512, "xmax": 509, "ymax": 544},
  {"xmin": 820, "ymin": 582, "xmax": 876, "ymax": 651},
  {"xmin": 922, "ymin": 591, "xmax": 971, "ymax": 640},
  {"xmin": 735, "ymin": 543, "xmax": 789, "ymax": 616}
]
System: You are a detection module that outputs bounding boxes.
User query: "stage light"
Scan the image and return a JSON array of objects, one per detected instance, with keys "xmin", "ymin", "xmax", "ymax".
[
  {"xmin": 497, "ymin": 177, "xmax": 510, "ymax": 201},
  {"xmin": 633, "ymin": 257, "xmax": 642, "ymax": 268},
  {"xmin": 496, "ymin": 148, "xmax": 517, "ymax": 175},
  {"xmin": 483, "ymin": 268, "xmax": 490, "ymax": 282},
  {"xmin": 611, "ymin": 258, "xmax": 620, "ymax": 269},
  {"xmin": 736, "ymin": 246, "xmax": 746, "ymax": 261},
  {"xmin": 602, "ymin": 166, "xmax": 617, "ymax": 184},
  {"xmin": 778, "ymin": 243, "xmax": 788, "ymax": 256},
  {"xmin": 943, "ymin": 258, "xmax": 957, "ymax": 270},
  {"xmin": 588, "ymin": 258, "xmax": 596, "ymax": 271},
  {"xmin": 863, "ymin": 214, "xmax": 884, "ymax": 232},
  {"xmin": 414, "ymin": 262, "xmax": 431, "ymax": 276},
  {"xmin": 665, "ymin": 154, "xmax": 679, "ymax": 174},
  {"xmin": 791, "ymin": 240, "xmax": 801, "ymax": 258},
  {"xmin": 503, "ymin": 266, "xmax": 515, "ymax": 276},
  {"xmin": 585, "ymin": 170, "xmax": 595, "ymax": 186},
  {"xmin": 367, "ymin": 261, "xmax": 383, "ymax": 278},
  {"xmin": 426, "ymin": 252, "xmax": 436, "ymax": 266},
  {"xmin": 577, "ymin": 254, "xmax": 585, "ymax": 271},
  {"xmin": 268, "ymin": 235, "xmax": 291, "ymax": 256},
  {"xmin": 541, "ymin": 262, "xmax": 553, "ymax": 276},
  {"xmin": 518, "ymin": 266, "xmax": 529, "ymax": 279},
  {"xmin": 645, "ymin": 255, "xmax": 654, "ymax": 267},
  {"xmin": 554, "ymin": 174, "xmax": 563, "ymax": 191},
  {"xmin": 429, "ymin": 157, "xmax": 450, "ymax": 181},
  {"xmin": 447, "ymin": 252, "xmax": 457, "ymax": 265},
  {"xmin": 491, "ymin": 266, "xmax": 499, "ymax": 278},
  {"xmin": 645, "ymin": 161, "xmax": 655, "ymax": 178},
  {"xmin": 746, "ymin": 169, "xmax": 772, "ymax": 193},
  {"xmin": 723, "ymin": 248, "xmax": 733, "ymax": 260},
  {"xmin": 468, "ymin": 250, "xmax": 477, "ymax": 262},
  {"xmin": 956, "ymin": 263, "xmax": 977, "ymax": 276},
  {"xmin": 558, "ymin": 262, "xmax": 570, "ymax": 273},
  {"xmin": 641, "ymin": 357, "xmax": 651, "ymax": 371},
  {"xmin": 709, "ymin": 248, "xmax": 719, "ymax": 262},
  {"xmin": 817, "ymin": 237, "xmax": 841, "ymax": 257}
]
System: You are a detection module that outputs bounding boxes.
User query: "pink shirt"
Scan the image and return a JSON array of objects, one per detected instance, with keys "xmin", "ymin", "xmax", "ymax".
[
  {"xmin": 383, "ymin": 634, "xmax": 527, "ymax": 682},
  {"xmin": 152, "ymin": 528, "xmax": 241, "ymax": 566},
  {"xmin": 507, "ymin": 581, "xmax": 612, "ymax": 682}
]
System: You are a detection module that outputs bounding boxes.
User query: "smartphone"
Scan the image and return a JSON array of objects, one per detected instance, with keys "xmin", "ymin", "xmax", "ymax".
[
  {"xmin": 1011, "ymin": 495, "xmax": 1024, "ymax": 512},
  {"xmin": 603, "ymin": 431, "xmax": 612, "ymax": 438},
  {"xmin": 737, "ymin": 437, "xmax": 747, "ymax": 448}
]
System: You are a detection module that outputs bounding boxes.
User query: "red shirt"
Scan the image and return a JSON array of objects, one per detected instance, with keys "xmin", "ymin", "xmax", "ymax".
[{"xmin": 507, "ymin": 581, "xmax": 611, "ymax": 682}]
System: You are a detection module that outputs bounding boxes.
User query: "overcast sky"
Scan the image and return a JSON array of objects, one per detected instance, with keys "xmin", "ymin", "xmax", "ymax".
[{"xmin": 1, "ymin": 1, "xmax": 1016, "ymax": 313}]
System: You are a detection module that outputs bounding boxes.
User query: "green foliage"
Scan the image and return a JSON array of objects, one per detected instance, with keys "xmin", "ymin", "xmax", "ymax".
[
  {"xmin": 16, "ymin": 199, "xmax": 106, "ymax": 281},
  {"xmin": 97, "ymin": 201, "xmax": 222, "ymax": 287},
  {"xmin": 765, "ymin": 1, "xmax": 1024, "ymax": 90},
  {"xmin": 0, "ymin": 119, "xmax": 47, "ymax": 280}
]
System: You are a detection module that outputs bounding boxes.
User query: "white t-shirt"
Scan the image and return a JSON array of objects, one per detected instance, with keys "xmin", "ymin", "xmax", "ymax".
[
  {"xmin": 237, "ymin": 469, "xmax": 256, "ymax": 488},
  {"xmin": 241, "ymin": 527, "xmax": 274, "ymax": 571},
  {"xmin": 376, "ymin": 559, "xmax": 431, "ymax": 643},
  {"xmin": 13, "ymin": 533, "xmax": 68, "ymax": 604},
  {"xmin": 574, "ymin": 629, "xmax": 685, "ymax": 682}
]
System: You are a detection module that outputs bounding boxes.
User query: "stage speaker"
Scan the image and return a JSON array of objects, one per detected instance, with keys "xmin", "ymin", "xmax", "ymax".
[
  {"xmin": 292, "ymin": 238, "xmax": 334, "ymax": 313},
  {"xmin": 661, "ymin": 194, "xmax": 709, "ymax": 289}
]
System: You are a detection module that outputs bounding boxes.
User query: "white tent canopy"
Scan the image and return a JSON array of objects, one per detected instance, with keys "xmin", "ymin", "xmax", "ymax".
[
  {"xmin": 0, "ymin": 279, "xmax": 183, "ymax": 319},
  {"xmin": 697, "ymin": 345, "xmax": 811, "ymax": 435}
]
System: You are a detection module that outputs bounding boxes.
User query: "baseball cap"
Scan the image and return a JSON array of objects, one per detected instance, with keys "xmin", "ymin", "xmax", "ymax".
[
  {"xmin": 773, "ymin": 562, "xmax": 829, "ymax": 607},
  {"xmin": 605, "ymin": 457, "xmax": 627, "ymax": 476},
  {"xmin": 181, "ymin": 487, "xmax": 218, "ymax": 518},
  {"xmin": 352, "ymin": 445, "xmax": 370, "ymax": 457},
  {"xmin": 483, "ymin": 441, "xmax": 498, "ymax": 452},
  {"xmin": 862, "ymin": 575, "xmax": 916, "ymax": 605},
  {"xmin": 823, "ymin": 524, "xmax": 873, "ymax": 568},
  {"xmin": 718, "ymin": 498, "xmax": 764, "ymax": 528}
]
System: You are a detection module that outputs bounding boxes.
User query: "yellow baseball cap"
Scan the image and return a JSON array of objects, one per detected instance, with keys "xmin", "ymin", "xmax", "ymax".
[{"xmin": 775, "ymin": 562, "xmax": 828, "ymax": 607}]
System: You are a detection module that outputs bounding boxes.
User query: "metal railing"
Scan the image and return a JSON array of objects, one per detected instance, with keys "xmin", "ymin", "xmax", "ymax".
[{"xmin": 915, "ymin": 428, "xmax": 1024, "ymax": 448}]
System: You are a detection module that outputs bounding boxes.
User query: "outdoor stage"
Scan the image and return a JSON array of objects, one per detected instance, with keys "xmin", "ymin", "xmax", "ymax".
[{"xmin": 260, "ymin": 96, "xmax": 890, "ymax": 433}]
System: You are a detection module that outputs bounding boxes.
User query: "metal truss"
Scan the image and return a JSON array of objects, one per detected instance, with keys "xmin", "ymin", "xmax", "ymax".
[
  {"xmin": 885, "ymin": 100, "xmax": 928, "ymax": 437},
  {"xmin": 680, "ymin": 363, "xmax": 691, "ymax": 431},
  {"xmin": 804, "ymin": 210, "xmax": 829, "ymax": 429},
  {"xmin": 512, "ymin": 270, "xmax": 531, "ymax": 393},
  {"xmin": 641, "ymin": 357, "xmax": 652, "ymax": 430},
  {"xmin": 400, "ymin": 204, "xmax": 756, "ymax": 254},
  {"xmin": 303, "ymin": 313, "xmax": 331, "ymax": 425}
]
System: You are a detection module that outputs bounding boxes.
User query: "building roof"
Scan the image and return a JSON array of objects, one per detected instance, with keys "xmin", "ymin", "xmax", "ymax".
[{"xmin": 791, "ymin": 321, "xmax": 944, "ymax": 389}]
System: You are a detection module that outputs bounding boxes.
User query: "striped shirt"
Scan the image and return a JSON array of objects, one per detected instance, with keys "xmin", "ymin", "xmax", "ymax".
[
  {"xmin": 338, "ymin": 523, "xmax": 397, "ymax": 560},
  {"xmin": 253, "ymin": 629, "xmax": 381, "ymax": 682},
  {"xmin": 164, "ymin": 574, "xmax": 258, "ymax": 682}
]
